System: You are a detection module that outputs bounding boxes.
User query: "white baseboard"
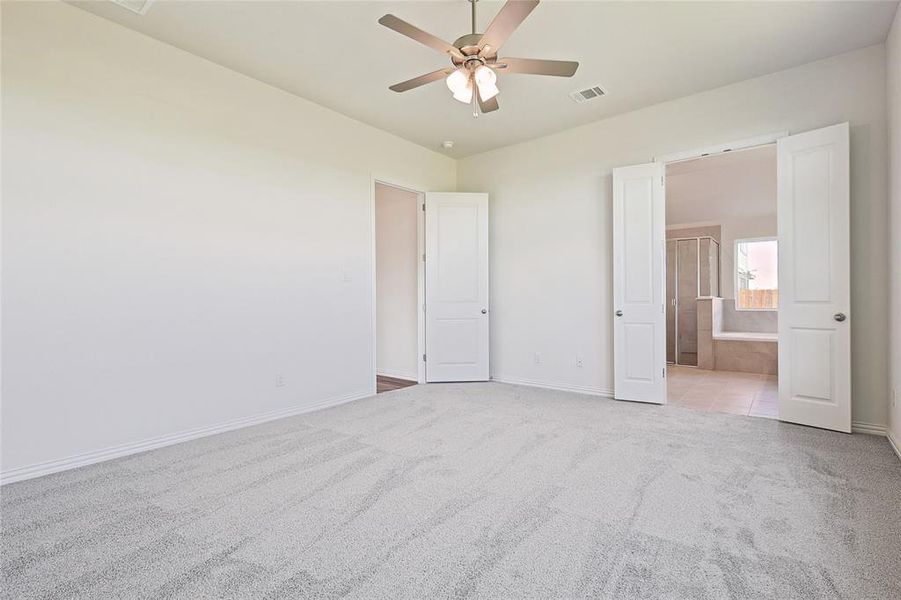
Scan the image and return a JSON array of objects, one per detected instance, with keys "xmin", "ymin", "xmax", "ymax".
[
  {"xmin": 376, "ymin": 369, "xmax": 418, "ymax": 382},
  {"xmin": 851, "ymin": 421, "xmax": 888, "ymax": 436},
  {"xmin": 888, "ymin": 430, "xmax": 901, "ymax": 462},
  {"xmin": 489, "ymin": 381, "xmax": 899, "ymax": 444},
  {"xmin": 491, "ymin": 375, "xmax": 614, "ymax": 398},
  {"xmin": 0, "ymin": 389, "xmax": 372, "ymax": 486},
  {"xmin": 7, "ymin": 384, "xmax": 896, "ymax": 485}
]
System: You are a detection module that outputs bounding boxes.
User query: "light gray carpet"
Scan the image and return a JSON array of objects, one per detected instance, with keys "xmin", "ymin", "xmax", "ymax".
[{"xmin": 2, "ymin": 383, "xmax": 900, "ymax": 599}]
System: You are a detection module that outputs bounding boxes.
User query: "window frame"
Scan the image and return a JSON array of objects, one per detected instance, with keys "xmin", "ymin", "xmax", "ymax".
[{"xmin": 733, "ymin": 236, "xmax": 778, "ymax": 312}]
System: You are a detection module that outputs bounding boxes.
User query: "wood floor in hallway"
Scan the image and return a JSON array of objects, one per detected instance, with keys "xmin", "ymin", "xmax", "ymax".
[{"xmin": 376, "ymin": 375, "xmax": 417, "ymax": 394}]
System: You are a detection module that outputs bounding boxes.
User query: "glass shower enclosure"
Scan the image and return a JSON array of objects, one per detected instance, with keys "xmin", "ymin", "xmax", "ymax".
[{"xmin": 666, "ymin": 236, "xmax": 720, "ymax": 366}]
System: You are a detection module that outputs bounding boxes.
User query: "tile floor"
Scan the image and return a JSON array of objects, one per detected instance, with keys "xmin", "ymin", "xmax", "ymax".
[{"xmin": 667, "ymin": 364, "xmax": 778, "ymax": 418}]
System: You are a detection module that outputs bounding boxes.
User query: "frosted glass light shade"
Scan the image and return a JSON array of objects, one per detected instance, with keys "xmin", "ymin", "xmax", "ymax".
[
  {"xmin": 446, "ymin": 68, "xmax": 470, "ymax": 94},
  {"xmin": 477, "ymin": 80, "xmax": 499, "ymax": 101},
  {"xmin": 473, "ymin": 65, "xmax": 497, "ymax": 86},
  {"xmin": 452, "ymin": 79, "xmax": 474, "ymax": 103}
]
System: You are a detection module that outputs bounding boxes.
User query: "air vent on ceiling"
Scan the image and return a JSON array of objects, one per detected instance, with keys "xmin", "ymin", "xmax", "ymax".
[
  {"xmin": 109, "ymin": 0, "xmax": 153, "ymax": 15},
  {"xmin": 569, "ymin": 86, "xmax": 605, "ymax": 104}
]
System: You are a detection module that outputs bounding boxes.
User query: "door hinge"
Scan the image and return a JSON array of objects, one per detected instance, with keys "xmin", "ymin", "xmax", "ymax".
[
  {"xmin": 422, "ymin": 353, "xmax": 427, "ymax": 362},
  {"xmin": 422, "ymin": 203, "xmax": 426, "ymax": 212},
  {"xmin": 422, "ymin": 253, "xmax": 426, "ymax": 262},
  {"xmin": 662, "ymin": 368, "xmax": 666, "ymax": 378}
]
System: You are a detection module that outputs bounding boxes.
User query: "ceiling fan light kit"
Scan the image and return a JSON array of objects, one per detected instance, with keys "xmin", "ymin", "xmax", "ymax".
[
  {"xmin": 379, "ymin": 0, "xmax": 579, "ymax": 116},
  {"xmin": 446, "ymin": 67, "xmax": 473, "ymax": 102},
  {"xmin": 473, "ymin": 65, "xmax": 499, "ymax": 101}
]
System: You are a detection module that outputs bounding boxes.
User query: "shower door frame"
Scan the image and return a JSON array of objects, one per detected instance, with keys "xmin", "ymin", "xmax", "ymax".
[{"xmin": 667, "ymin": 235, "xmax": 721, "ymax": 366}]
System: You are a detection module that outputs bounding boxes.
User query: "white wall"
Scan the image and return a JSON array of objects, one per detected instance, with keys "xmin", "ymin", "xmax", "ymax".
[
  {"xmin": 888, "ymin": 3, "xmax": 901, "ymax": 449},
  {"xmin": 458, "ymin": 45, "xmax": 890, "ymax": 428},
  {"xmin": 375, "ymin": 183, "xmax": 419, "ymax": 381},
  {"xmin": 0, "ymin": 2, "xmax": 455, "ymax": 479}
]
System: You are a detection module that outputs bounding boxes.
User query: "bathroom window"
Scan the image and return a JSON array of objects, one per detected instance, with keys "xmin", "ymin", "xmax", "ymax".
[{"xmin": 735, "ymin": 237, "xmax": 778, "ymax": 310}]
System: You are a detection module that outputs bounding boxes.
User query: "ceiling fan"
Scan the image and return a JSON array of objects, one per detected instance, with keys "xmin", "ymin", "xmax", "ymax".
[{"xmin": 379, "ymin": 0, "xmax": 579, "ymax": 116}]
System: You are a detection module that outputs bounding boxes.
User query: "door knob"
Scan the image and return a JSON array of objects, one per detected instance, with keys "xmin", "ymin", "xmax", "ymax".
[
  {"xmin": 615, "ymin": 310, "xmax": 623, "ymax": 317},
  {"xmin": 481, "ymin": 309, "xmax": 487, "ymax": 314},
  {"xmin": 833, "ymin": 312, "xmax": 847, "ymax": 322}
]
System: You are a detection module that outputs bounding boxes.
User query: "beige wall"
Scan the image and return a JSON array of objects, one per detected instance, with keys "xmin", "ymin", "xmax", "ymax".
[
  {"xmin": 375, "ymin": 183, "xmax": 420, "ymax": 380},
  {"xmin": 0, "ymin": 2, "xmax": 455, "ymax": 479},
  {"xmin": 888, "ymin": 3, "xmax": 901, "ymax": 449},
  {"xmin": 458, "ymin": 45, "xmax": 890, "ymax": 428}
]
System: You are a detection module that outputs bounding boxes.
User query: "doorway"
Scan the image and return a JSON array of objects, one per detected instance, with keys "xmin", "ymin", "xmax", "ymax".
[
  {"xmin": 664, "ymin": 145, "xmax": 778, "ymax": 418},
  {"xmin": 612, "ymin": 124, "xmax": 851, "ymax": 432},
  {"xmin": 374, "ymin": 181, "xmax": 424, "ymax": 393},
  {"xmin": 371, "ymin": 186, "xmax": 491, "ymax": 392}
]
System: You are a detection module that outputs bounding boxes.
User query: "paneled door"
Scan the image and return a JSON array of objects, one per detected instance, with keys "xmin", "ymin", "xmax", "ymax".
[
  {"xmin": 777, "ymin": 123, "xmax": 851, "ymax": 432},
  {"xmin": 613, "ymin": 163, "xmax": 666, "ymax": 404},
  {"xmin": 424, "ymin": 193, "xmax": 489, "ymax": 382}
]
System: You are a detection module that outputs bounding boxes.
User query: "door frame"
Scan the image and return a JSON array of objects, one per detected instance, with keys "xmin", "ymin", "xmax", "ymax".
[
  {"xmin": 653, "ymin": 131, "xmax": 789, "ymax": 165},
  {"xmin": 651, "ymin": 130, "xmax": 788, "ymax": 395},
  {"xmin": 370, "ymin": 177, "xmax": 427, "ymax": 393}
]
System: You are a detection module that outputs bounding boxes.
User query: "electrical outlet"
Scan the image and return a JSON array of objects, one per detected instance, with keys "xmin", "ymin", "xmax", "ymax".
[
  {"xmin": 275, "ymin": 373, "xmax": 286, "ymax": 388},
  {"xmin": 576, "ymin": 355, "xmax": 584, "ymax": 368},
  {"xmin": 533, "ymin": 352, "xmax": 541, "ymax": 365}
]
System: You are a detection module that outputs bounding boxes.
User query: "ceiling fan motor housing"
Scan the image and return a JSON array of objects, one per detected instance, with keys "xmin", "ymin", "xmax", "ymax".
[{"xmin": 452, "ymin": 33, "xmax": 496, "ymax": 67}]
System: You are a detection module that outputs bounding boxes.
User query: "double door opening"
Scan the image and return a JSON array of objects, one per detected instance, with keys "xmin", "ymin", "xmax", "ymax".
[
  {"xmin": 373, "ymin": 184, "xmax": 489, "ymax": 392},
  {"xmin": 613, "ymin": 123, "xmax": 852, "ymax": 433},
  {"xmin": 664, "ymin": 145, "xmax": 779, "ymax": 419}
]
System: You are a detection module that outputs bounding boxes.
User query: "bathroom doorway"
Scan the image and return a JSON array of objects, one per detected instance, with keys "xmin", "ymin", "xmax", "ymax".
[
  {"xmin": 663, "ymin": 145, "xmax": 779, "ymax": 418},
  {"xmin": 613, "ymin": 124, "xmax": 850, "ymax": 431}
]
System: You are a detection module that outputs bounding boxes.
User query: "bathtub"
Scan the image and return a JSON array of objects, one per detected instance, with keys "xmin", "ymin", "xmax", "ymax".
[{"xmin": 697, "ymin": 298, "xmax": 778, "ymax": 375}]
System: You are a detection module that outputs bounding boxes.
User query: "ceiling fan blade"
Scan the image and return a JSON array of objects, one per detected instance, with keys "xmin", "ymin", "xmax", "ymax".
[
  {"xmin": 379, "ymin": 14, "xmax": 464, "ymax": 60},
  {"xmin": 478, "ymin": 0, "xmax": 540, "ymax": 57},
  {"xmin": 389, "ymin": 69, "xmax": 453, "ymax": 93},
  {"xmin": 494, "ymin": 57, "xmax": 579, "ymax": 77},
  {"xmin": 478, "ymin": 90, "xmax": 499, "ymax": 113}
]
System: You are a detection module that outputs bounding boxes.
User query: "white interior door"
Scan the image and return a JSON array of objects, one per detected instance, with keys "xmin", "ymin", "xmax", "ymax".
[
  {"xmin": 425, "ymin": 192, "xmax": 489, "ymax": 382},
  {"xmin": 613, "ymin": 163, "xmax": 666, "ymax": 404},
  {"xmin": 777, "ymin": 123, "xmax": 851, "ymax": 432}
]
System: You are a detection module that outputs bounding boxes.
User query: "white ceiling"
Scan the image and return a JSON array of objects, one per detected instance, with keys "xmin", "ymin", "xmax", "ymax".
[
  {"xmin": 71, "ymin": 0, "xmax": 899, "ymax": 158},
  {"xmin": 666, "ymin": 145, "xmax": 776, "ymax": 225}
]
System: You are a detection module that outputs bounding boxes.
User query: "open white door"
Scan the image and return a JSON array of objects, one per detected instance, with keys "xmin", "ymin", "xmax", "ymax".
[
  {"xmin": 613, "ymin": 163, "xmax": 666, "ymax": 404},
  {"xmin": 777, "ymin": 123, "xmax": 851, "ymax": 432},
  {"xmin": 424, "ymin": 192, "xmax": 489, "ymax": 382}
]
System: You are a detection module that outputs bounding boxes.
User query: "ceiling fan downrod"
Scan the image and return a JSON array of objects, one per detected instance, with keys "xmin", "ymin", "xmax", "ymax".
[{"xmin": 470, "ymin": 0, "xmax": 479, "ymax": 118}]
